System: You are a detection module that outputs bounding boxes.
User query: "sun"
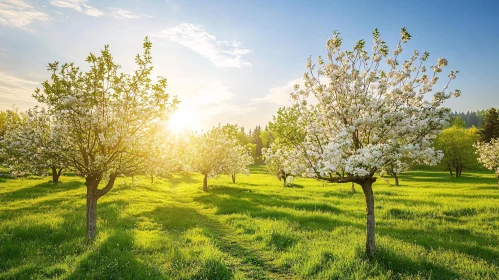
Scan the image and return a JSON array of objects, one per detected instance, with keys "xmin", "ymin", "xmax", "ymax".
[{"xmin": 167, "ymin": 106, "xmax": 198, "ymax": 133}]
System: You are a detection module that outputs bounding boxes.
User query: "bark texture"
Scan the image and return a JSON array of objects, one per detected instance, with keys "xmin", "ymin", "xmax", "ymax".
[
  {"xmin": 360, "ymin": 179, "xmax": 376, "ymax": 258},
  {"xmin": 85, "ymin": 173, "xmax": 117, "ymax": 240},
  {"xmin": 86, "ymin": 183, "xmax": 98, "ymax": 239}
]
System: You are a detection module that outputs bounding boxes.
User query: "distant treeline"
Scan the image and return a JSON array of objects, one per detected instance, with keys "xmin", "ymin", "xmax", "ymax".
[{"xmin": 449, "ymin": 110, "xmax": 487, "ymax": 128}]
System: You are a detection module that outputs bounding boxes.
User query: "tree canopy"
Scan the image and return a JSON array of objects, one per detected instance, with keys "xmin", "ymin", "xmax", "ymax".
[
  {"xmin": 32, "ymin": 37, "xmax": 178, "ymax": 239},
  {"xmin": 276, "ymin": 28, "xmax": 459, "ymax": 257}
]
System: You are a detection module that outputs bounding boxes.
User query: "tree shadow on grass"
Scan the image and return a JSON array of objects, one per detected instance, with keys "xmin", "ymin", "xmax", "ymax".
[
  {"xmin": 375, "ymin": 246, "xmax": 461, "ymax": 279},
  {"xmin": 208, "ymin": 185, "xmax": 343, "ymax": 215},
  {"xmin": 169, "ymin": 172, "xmax": 199, "ymax": 185},
  {"xmin": 472, "ymin": 185, "xmax": 499, "ymax": 190},
  {"xmin": 432, "ymin": 192, "xmax": 499, "ymax": 199},
  {"xmin": 402, "ymin": 172, "xmax": 495, "ymax": 186},
  {"xmin": 322, "ymin": 190, "xmax": 357, "ymax": 199},
  {"xmin": 378, "ymin": 226, "xmax": 499, "ymax": 267},
  {"xmin": 142, "ymin": 204, "xmax": 208, "ymax": 234},
  {"xmin": 0, "ymin": 175, "xmax": 14, "ymax": 183},
  {"xmin": 194, "ymin": 188, "xmax": 361, "ymax": 232},
  {"xmin": 66, "ymin": 229, "xmax": 166, "ymax": 280},
  {"xmin": 249, "ymin": 164, "xmax": 268, "ymax": 175},
  {"xmin": 283, "ymin": 183, "xmax": 304, "ymax": 189},
  {"xmin": 0, "ymin": 180, "xmax": 83, "ymax": 203}
]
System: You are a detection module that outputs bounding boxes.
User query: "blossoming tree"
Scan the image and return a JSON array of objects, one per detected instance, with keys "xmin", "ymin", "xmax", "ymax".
[
  {"xmin": 281, "ymin": 28, "xmax": 459, "ymax": 257},
  {"xmin": 33, "ymin": 38, "xmax": 178, "ymax": 239},
  {"xmin": 183, "ymin": 126, "xmax": 252, "ymax": 191},
  {"xmin": 141, "ymin": 130, "xmax": 182, "ymax": 184},
  {"xmin": 475, "ymin": 139, "xmax": 499, "ymax": 187},
  {"xmin": 225, "ymin": 143, "xmax": 253, "ymax": 183},
  {"xmin": 2, "ymin": 107, "xmax": 67, "ymax": 183},
  {"xmin": 263, "ymin": 106, "xmax": 305, "ymax": 185}
]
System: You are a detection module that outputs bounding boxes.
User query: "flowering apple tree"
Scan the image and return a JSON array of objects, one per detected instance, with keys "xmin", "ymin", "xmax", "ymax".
[
  {"xmin": 225, "ymin": 143, "xmax": 253, "ymax": 183},
  {"xmin": 183, "ymin": 125, "xmax": 252, "ymax": 191},
  {"xmin": 33, "ymin": 38, "xmax": 178, "ymax": 239},
  {"xmin": 281, "ymin": 28, "xmax": 459, "ymax": 257},
  {"xmin": 474, "ymin": 139, "xmax": 499, "ymax": 187},
  {"xmin": 263, "ymin": 106, "xmax": 305, "ymax": 185},
  {"xmin": 141, "ymin": 130, "xmax": 182, "ymax": 184},
  {"xmin": 2, "ymin": 106, "xmax": 67, "ymax": 183}
]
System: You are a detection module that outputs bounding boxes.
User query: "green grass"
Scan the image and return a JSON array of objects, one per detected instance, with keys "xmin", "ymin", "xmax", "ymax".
[{"xmin": 0, "ymin": 167, "xmax": 498, "ymax": 279}]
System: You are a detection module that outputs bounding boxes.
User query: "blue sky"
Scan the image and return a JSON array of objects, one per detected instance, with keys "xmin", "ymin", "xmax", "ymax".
[{"xmin": 1, "ymin": 0, "xmax": 498, "ymax": 130}]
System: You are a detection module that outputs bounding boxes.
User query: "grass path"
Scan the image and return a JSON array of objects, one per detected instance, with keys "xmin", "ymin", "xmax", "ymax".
[{"xmin": 0, "ymin": 167, "xmax": 498, "ymax": 279}]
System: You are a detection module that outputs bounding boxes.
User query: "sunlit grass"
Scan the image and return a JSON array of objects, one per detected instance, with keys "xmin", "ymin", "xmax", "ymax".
[{"xmin": 0, "ymin": 166, "xmax": 498, "ymax": 279}]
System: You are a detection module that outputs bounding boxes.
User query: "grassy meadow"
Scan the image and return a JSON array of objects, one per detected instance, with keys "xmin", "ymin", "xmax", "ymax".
[{"xmin": 0, "ymin": 164, "xmax": 498, "ymax": 279}]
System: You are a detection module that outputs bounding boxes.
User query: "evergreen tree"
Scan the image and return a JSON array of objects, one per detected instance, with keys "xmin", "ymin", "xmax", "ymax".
[
  {"xmin": 449, "ymin": 110, "xmax": 484, "ymax": 128},
  {"xmin": 479, "ymin": 108, "xmax": 499, "ymax": 142}
]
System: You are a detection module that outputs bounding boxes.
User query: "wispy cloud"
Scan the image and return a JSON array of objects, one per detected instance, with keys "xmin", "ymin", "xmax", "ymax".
[
  {"xmin": 0, "ymin": 72, "xmax": 39, "ymax": 110},
  {"xmin": 110, "ymin": 8, "xmax": 139, "ymax": 19},
  {"xmin": 252, "ymin": 78, "xmax": 302, "ymax": 106},
  {"xmin": 252, "ymin": 76, "xmax": 322, "ymax": 108},
  {"xmin": 50, "ymin": 0, "xmax": 103, "ymax": 17},
  {"xmin": 0, "ymin": 0, "xmax": 50, "ymax": 29},
  {"xmin": 155, "ymin": 23, "xmax": 251, "ymax": 68}
]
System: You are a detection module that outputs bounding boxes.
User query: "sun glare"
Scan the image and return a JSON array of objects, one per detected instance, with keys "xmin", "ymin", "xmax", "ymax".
[{"xmin": 167, "ymin": 107, "xmax": 198, "ymax": 133}]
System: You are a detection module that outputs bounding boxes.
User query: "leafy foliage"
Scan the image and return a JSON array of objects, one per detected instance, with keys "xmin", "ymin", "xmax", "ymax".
[
  {"xmin": 32, "ymin": 37, "xmax": 177, "ymax": 238},
  {"xmin": 263, "ymin": 106, "xmax": 305, "ymax": 185},
  {"xmin": 434, "ymin": 126, "xmax": 479, "ymax": 177}
]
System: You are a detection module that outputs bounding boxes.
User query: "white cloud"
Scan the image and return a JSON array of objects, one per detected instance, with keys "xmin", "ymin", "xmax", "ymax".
[
  {"xmin": 50, "ymin": 0, "xmax": 103, "ymax": 17},
  {"xmin": 110, "ymin": 8, "xmax": 139, "ymax": 19},
  {"xmin": 252, "ymin": 76, "xmax": 323, "ymax": 108},
  {"xmin": 0, "ymin": 0, "xmax": 50, "ymax": 29},
  {"xmin": 155, "ymin": 23, "xmax": 252, "ymax": 68},
  {"xmin": 252, "ymin": 78, "xmax": 302, "ymax": 106},
  {"xmin": 0, "ymin": 72, "xmax": 39, "ymax": 110}
]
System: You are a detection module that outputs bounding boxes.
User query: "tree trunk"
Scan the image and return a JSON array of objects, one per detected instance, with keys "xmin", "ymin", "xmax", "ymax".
[
  {"xmin": 283, "ymin": 175, "xmax": 287, "ymax": 186},
  {"xmin": 203, "ymin": 174, "xmax": 208, "ymax": 192},
  {"xmin": 84, "ymin": 174, "xmax": 117, "ymax": 240},
  {"xmin": 151, "ymin": 173, "xmax": 154, "ymax": 184},
  {"xmin": 361, "ymin": 180, "xmax": 376, "ymax": 258},
  {"xmin": 51, "ymin": 166, "xmax": 60, "ymax": 184},
  {"xmin": 351, "ymin": 182, "xmax": 356, "ymax": 193},
  {"xmin": 231, "ymin": 173, "xmax": 236, "ymax": 184},
  {"xmin": 393, "ymin": 173, "xmax": 399, "ymax": 186},
  {"xmin": 86, "ymin": 184, "xmax": 98, "ymax": 240},
  {"xmin": 455, "ymin": 168, "xmax": 459, "ymax": 178},
  {"xmin": 448, "ymin": 164, "xmax": 453, "ymax": 177},
  {"xmin": 497, "ymin": 175, "xmax": 499, "ymax": 188}
]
